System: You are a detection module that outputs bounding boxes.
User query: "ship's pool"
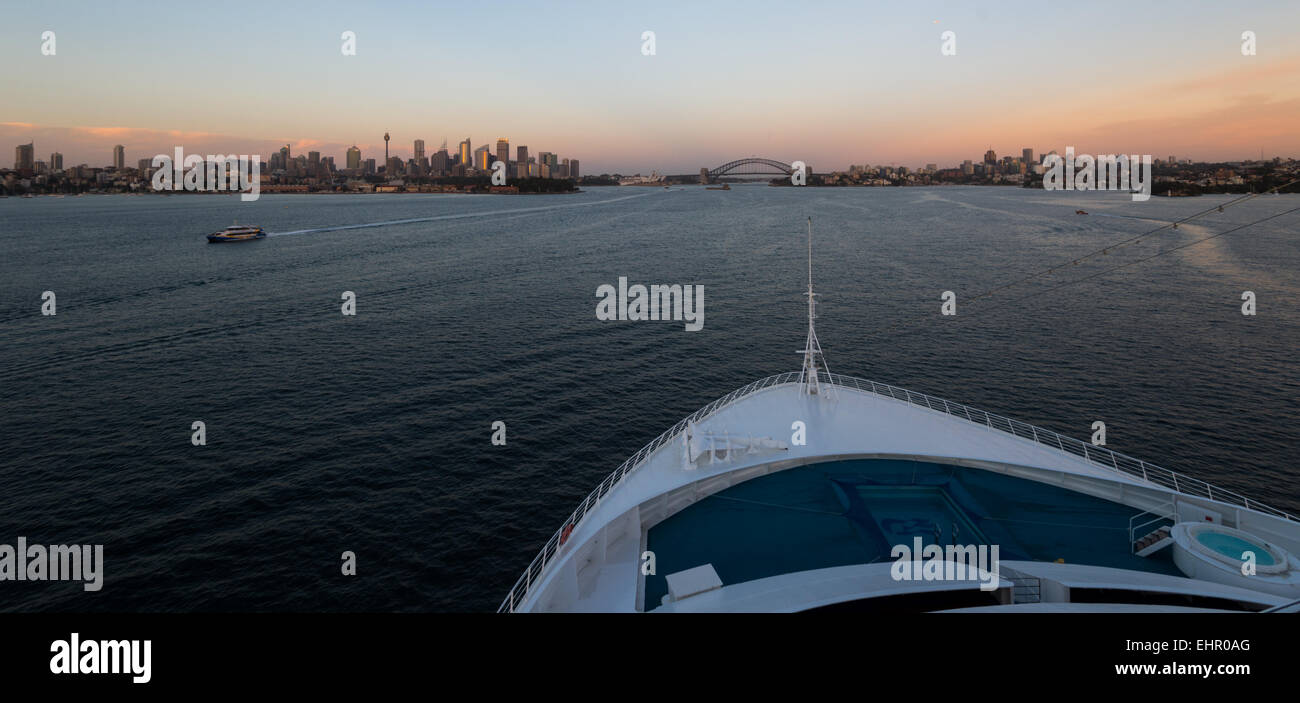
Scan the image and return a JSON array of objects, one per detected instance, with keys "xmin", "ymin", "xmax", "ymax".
[
  {"xmin": 1196, "ymin": 531, "xmax": 1276, "ymax": 566},
  {"xmin": 852, "ymin": 485, "xmax": 988, "ymax": 546},
  {"xmin": 643, "ymin": 458, "xmax": 1183, "ymax": 610}
]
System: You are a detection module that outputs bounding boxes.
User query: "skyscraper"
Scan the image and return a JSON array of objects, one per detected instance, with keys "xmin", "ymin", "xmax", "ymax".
[
  {"xmin": 346, "ymin": 145, "xmax": 361, "ymax": 170},
  {"xmin": 983, "ymin": 149, "xmax": 997, "ymax": 164},
  {"xmin": 515, "ymin": 145, "xmax": 529, "ymax": 179},
  {"xmin": 569, "ymin": 159, "xmax": 579, "ymax": 179},
  {"xmin": 50, "ymin": 152, "xmax": 63, "ymax": 171},
  {"xmin": 474, "ymin": 144, "xmax": 491, "ymax": 172},
  {"xmin": 432, "ymin": 148, "xmax": 449, "ymax": 176},
  {"xmin": 1022, "ymin": 148, "xmax": 1034, "ymax": 167},
  {"xmin": 496, "ymin": 138, "xmax": 509, "ymax": 170},
  {"xmin": 458, "ymin": 139, "xmax": 472, "ymax": 168},
  {"xmin": 113, "ymin": 144, "xmax": 125, "ymax": 169},
  {"xmin": 14, "ymin": 142, "xmax": 34, "ymax": 170},
  {"xmin": 414, "ymin": 139, "xmax": 425, "ymax": 162}
]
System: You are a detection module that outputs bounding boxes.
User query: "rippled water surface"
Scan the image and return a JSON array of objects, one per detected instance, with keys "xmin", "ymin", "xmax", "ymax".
[{"xmin": 1, "ymin": 186, "xmax": 1297, "ymax": 611}]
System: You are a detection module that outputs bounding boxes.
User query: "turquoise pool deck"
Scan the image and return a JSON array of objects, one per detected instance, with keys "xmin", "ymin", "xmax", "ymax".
[{"xmin": 644, "ymin": 459, "xmax": 1183, "ymax": 609}]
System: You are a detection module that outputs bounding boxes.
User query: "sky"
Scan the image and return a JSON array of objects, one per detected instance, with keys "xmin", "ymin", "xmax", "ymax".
[{"xmin": 3, "ymin": 0, "xmax": 1298, "ymax": 174}]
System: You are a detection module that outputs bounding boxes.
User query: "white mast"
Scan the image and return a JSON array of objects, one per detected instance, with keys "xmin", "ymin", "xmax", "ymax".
[{"xmin": 798, "ymin": 217, "xmax": 830, "ymax": 396}]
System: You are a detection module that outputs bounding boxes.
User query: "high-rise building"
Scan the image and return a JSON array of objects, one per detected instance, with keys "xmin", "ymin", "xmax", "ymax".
[
  {"xmin": 14, "ymin": 142, "xmax": 35, "ymax": 170},
  {"xmin": 280, "ymin": 145, "xmax": 291, "ymax": 168},
  {"xmin": 983, "ymin": 149, "xmax": 997, "ymax": 165},
  {"xmin": 346, "ymin": 145, "xmax": 361, "ymax": 170},
  {"xmin": 569, "ymin": 159, "xmax": 579, "ymax": 179},
  {"xmin": 308, "ymin": 151, "xmax": 320, "ymax": 172},
  {"xmin": 432, "ymin": 148, "xmax": 449, "ymax": 175},
  {"xmin": 459, "ymin": 139, "xmax": 472, "ymax": 169},
  {"xmin": 50, "ymin": 152, "xmax": 64, "ymax": 171},
  {"xmin": 515, "ymin": 145, "xmax": 529, "ymax": 179},
  {"xmin": 137, "ymin": 158, "xmax": 151, "ymax": 173},
  {"xmin": 363, "ymin": 158, "xmax": 376, "ymax": 175},
  {"xmin": 962, "ymin": 160, "xmax": 974, "ymax": 175},
  {"xmin": 113, "ymin": 144, "xmax": 125, "ymax": 169},
  {"xmin": 414, "ymin": 139, "xmax": 425, "ymax": 162},
  {"xmin": 474, "ymin": 144, "xmax": 491, "ymax": 172},
  {"xmin": 496, "ymin": 138, "xmax": 509, "ymax": 170},
  {"xmin": 1022, "ymin": 148, "xmax": 1034, "ymax": 167}
]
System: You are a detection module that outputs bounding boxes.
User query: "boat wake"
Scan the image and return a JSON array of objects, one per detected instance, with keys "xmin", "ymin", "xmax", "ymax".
[{"xmin": 268, "ymin": 191, "xmax": 657, "ymax": 237}]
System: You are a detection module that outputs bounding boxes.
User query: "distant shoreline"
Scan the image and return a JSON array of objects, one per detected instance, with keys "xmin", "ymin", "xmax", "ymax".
[{"xmin": 1, "ymin": 188, "xmax": 585, "ymax": 198}]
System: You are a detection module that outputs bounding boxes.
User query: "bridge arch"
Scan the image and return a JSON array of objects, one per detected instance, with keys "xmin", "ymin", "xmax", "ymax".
[{"xmin": 708, "ymin": 158, "xmax": 794, "ymax": 177}]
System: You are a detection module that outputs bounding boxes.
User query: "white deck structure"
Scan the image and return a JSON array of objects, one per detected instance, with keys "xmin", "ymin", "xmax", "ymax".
[{"xmin": 500, "ymin": 373, "xmax": 1300, "ymax": 612}]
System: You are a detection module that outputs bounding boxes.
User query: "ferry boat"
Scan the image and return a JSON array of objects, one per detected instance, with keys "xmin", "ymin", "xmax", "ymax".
[
  {"xmin": 501, "ymin": 219, "xmax": 1300, "ymax": 613},
  {"xmin": 206, "ymin": 223, "xmax": 266, "ymax": 243}
]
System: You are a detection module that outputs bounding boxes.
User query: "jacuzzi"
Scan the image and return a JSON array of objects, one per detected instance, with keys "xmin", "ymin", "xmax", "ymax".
[{"xmin": 1171, "ymin": 522, "xmax": 1300, "ymax": 597}]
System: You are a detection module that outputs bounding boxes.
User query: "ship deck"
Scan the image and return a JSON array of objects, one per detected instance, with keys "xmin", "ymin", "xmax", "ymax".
[
  {"xmin": 505, "ymin": 375, "xmax": 1300, "ymax": 612},
  {"xmin": 644, "ymin": 457, "xmax": 1183, "ymax": 610}
]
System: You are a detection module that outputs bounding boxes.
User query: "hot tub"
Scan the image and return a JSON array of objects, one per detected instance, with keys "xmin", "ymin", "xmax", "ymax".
[{"xmin": 1171, "ymin": 522, "xmax": 1300, "ymax": 597}]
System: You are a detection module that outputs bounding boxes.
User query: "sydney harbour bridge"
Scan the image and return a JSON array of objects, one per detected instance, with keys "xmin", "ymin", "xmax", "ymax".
[{"xmin": 665, "ymin": 157, "xmax": 811, "ymax": 184}]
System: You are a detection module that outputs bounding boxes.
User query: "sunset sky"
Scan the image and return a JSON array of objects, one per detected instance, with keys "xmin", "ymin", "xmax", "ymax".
[{"xmin": 3, "ymin": 1, "xmax": 1298, "ymax": 173}]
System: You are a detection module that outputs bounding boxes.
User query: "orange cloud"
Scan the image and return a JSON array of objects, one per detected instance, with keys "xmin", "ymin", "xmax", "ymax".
[{"xmin": 76, "ymin": 126, "xmax": 142, "ymax": 138}]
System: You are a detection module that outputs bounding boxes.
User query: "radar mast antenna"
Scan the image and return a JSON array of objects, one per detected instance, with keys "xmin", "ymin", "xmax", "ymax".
[{"xmin": 798, "ymin": 217, "xmax": 831, "ymax": 396}]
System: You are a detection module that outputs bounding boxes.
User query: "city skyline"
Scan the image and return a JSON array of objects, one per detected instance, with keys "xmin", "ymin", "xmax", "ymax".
[
  {"xmin": 2, "ymin": 2, "xmax": 1299, "ymax": 172},
  {"xmin": 8, "ymin": 131, "xmax": 1295, "ymax": 179}
]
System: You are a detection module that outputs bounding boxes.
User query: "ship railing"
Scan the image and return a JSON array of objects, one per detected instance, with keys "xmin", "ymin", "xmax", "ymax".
[
  {"xmin": 499, "ymin": 371, "xmax": 1296, "ymax": 612},
  {"xmin": 823, "ymin": 372, "xmax": 1297, "ymax": 524}
]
